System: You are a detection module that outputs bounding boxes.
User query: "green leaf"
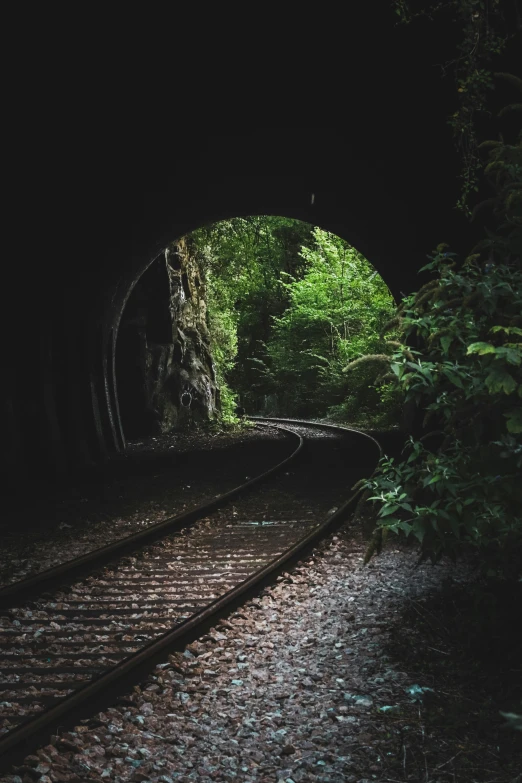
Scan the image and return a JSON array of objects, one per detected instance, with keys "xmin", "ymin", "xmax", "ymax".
[
  {"xmin": 485, "ymin": 368, "xmax": 518, "ymax": 394},
  {"xmin": 412, "ymin": 523, "xmax": 425, "ymax": 543},
  {"xmin": 443, "ymin": 369, "xmax": 465, "ymax": 389},
  {"xmin": 467, "ymin": 342, "xmax": 496, "ymax": 355},
  {"xmin": 491, "ymin": 325, "xmax": 522, "ymax": 336},
  {"xmin": 440, "ymin": 335, "xmax": 453, "ymax": 354},
  {"xmin": 494, "ymin": 346, "xmax": 522, "ymax": 366},
  {"xmin": 505, "ymin": 408, "xmax": 522, "ymax": 433}
]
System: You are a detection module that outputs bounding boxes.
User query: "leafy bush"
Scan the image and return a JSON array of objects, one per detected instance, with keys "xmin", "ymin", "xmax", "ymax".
[
  {"xmin": 364, "ymin": 74, "xmax": 522, "ymax": 571},
  {"xmin": 364, "ymin": 255, "xmax": 522, "ymax": 568}
]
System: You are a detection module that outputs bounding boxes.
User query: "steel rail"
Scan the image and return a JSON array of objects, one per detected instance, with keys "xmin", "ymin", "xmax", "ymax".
[
  {"xmin": 0, "ymin": 420, "xmax": 381, "ymax": 770},
  {"xmin": 250, "ymin": 416, "xmax": 383, "ymax": 453},
  {"xmin": 0, "ymin": 423, "xmax": 302, "ymax": 609}
]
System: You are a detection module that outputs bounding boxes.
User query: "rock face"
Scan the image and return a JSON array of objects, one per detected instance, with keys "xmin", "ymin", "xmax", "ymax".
[{"xmin": 116, "ymin": 238, "xmax": 219, "ymax": 439}]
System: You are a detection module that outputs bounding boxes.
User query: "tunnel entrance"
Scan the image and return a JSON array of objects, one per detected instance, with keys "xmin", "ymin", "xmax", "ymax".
[{"xmin": 116, "ymin": 217, "xmax": 398, "ymax": 442}]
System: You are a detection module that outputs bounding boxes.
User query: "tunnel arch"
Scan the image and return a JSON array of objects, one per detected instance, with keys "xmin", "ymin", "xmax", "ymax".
[
  {"xmin": 96, "ymin": 167, "xmax": 438, "ymax": 466},
  {"xmin": 2, "ymin": 154, "xmax": 471, "ymax": 486},
  {"xmin": 107, "ymin": 213, "xmax": 394, "ymax": 449},
  {"xmin": 4, "ymin": 0, "xmax": 521, "ymax": 487}
]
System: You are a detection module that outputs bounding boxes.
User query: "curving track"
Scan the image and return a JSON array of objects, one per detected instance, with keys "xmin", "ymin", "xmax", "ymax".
[{"xmin": 0, "ymin": 419, "xmax": 380, "ymax": 770}]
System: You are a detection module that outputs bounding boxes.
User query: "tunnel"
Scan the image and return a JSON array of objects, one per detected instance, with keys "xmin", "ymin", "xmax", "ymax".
[
  {"xmin": 0, "ymin": 166, "xmax": 459, "ymax": 491},
  {"xmin": 2, "ymin": 10, "xmax": 520, "ymax": 490},
  {"xmin": 0, "ymin": 161, "xmax": 500, "ymax": 487}
]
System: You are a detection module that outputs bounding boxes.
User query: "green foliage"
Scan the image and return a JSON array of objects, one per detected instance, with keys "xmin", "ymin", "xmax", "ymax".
[
  {"xmin": 364, "ymin": 77, "xmax": 522, "ymax": 571},
  {"xmin": 266, "ymin": 228, "xmax": 398, "ymax": 424},
  {"xmin": 391, "ymin": 1, "xmax": 518, "ymax": 216},
  {"xmin": 189, "ymin": 217, "xmax": 315, "ymax": 420},
  {"xmin": 365, "ymin": 250, "xmax": 522, "ymax": 567},
  {"xmin": 188, "ymin": 219, "xmax": 397, "ymax": 427},
  {"xmin": 195, "ymin": 244, "xmax": 239, "ymax": 424}
]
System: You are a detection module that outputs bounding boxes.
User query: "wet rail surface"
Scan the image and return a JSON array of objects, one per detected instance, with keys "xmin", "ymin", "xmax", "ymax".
[{"xmin": 0, "ymin": 420, "xmax": 380, "ymax": 769}]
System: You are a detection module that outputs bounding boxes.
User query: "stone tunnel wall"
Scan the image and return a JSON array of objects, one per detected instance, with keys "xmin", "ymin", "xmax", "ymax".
[{"xmin": 116, "ymin": 238, "xmax": 219, "ymax": 439}]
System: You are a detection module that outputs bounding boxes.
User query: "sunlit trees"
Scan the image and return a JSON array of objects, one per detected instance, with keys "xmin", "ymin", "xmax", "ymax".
[
  {"xmin": 266, "ymin": 228, "xmax": 396, "ymax": 421},
  {"xmin": 189, "ymin": 219, "xmax": 396, "ymax": 425}
]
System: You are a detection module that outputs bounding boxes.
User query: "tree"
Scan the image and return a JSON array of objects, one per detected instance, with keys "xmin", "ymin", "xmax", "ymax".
[
  {"xmin": 189, "ymin": 217, "xmax": 315, "ymax": 419},
  {"xmin": 188, "ymin": 219, "xmax": 397, "ymax": 425},
  {"xmin": 392, "ymin": 0, "xmax": 519, "ymax": 216},
  {"xmin": 266, "ymin": 228, "xmax": 397, "ymax": 422}
]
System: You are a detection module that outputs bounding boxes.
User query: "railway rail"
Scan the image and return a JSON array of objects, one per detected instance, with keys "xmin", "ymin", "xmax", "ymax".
[{"xmin": 0, "ymin": 419, "xmax": 381, "ymax": 770}]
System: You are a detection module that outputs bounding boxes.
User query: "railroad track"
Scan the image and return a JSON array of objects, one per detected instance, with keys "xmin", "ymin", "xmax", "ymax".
[{"xmin": 0, "ymin": 419, "xmax": 380, "ymax": 770}]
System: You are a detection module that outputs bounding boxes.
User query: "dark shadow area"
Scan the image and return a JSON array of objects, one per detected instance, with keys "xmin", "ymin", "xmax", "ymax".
[
  {"xmin": 358, "ymin": 428, "xmax": 406, "ymax": 460},
  {"xmin": 0, "ymin": 432, "xmax": 293, "ymax": 541},
  {"xmin": 116, "ymin": 257, "xmax": 175, "ymax": 439},
  {"xmin": 382, "ymin": 575, "xmax": 522, "ymax": 776}
]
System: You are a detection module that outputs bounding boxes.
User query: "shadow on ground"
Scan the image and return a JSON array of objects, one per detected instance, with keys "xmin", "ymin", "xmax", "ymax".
[{"xmin": 382, "ymin": 572, "xmax": 522, "ymax": 780}]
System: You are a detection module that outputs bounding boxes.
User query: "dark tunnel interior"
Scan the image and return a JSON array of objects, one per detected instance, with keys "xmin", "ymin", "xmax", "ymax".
[
  {"xmin": 1, "ymin": 13, "xmax": 521, "ymax": 780},
  {"xmin": 2, "ymin": 8, "xmax": 520, "ymax": 494}
]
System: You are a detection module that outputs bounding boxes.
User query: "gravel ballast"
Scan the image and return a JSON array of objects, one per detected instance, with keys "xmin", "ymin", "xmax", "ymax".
[
  {"xmin": 0, "ymin": 427, "xmax": 290, "ymax": 588},
  {"xmin": 2, "ymin": 525, "xmax": 520, "ymax": 782},
  {"xmin": 1, "ymin": 426, "xmax": 520, "ymax": 782}
]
